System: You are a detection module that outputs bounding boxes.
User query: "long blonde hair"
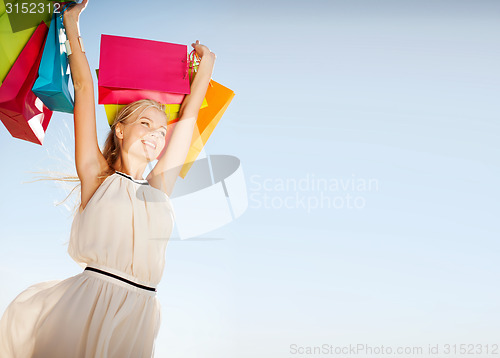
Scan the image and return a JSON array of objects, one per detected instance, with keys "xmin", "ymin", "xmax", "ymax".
[{"xmin": 27, "ymin": 99, "xmax": 169, "ymax": 217}]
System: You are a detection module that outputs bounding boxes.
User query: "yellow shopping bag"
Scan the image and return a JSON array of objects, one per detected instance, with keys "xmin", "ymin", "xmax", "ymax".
[{"xmin": 104, "ymin": 98, "xmax": 208, "ymax": 126}]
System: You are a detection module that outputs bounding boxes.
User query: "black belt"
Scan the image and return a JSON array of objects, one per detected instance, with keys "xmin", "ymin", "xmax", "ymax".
[{"xmin": 84, "ymin": 266, "xmax": 157, "ymax": 292}]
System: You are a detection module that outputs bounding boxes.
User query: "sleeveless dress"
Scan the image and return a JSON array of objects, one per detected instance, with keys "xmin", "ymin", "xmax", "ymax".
[{"xmin": 0, "ymin": 171, "xmax": 175, "ymax": 358}]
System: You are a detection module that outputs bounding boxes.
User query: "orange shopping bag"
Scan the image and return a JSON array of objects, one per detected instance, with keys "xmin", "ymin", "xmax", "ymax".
[{"xmin": 179, "ymin": 79, "xmax": 235, "ymax": 178}]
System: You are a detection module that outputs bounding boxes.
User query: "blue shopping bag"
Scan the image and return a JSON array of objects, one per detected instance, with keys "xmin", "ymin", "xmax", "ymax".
[{"xmin": 32, "ymin": 10, "xmax": 74, "ymax": 113}]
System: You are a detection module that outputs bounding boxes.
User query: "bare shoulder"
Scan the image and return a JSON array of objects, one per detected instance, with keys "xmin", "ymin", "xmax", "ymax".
[{"xmin": 79, "ymin": 162, "xmax": 113, "ymax": 212}]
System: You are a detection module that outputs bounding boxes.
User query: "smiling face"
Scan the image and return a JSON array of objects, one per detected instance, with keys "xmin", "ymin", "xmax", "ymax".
[{"xmin": 116, "ymin": 106, "xmax": 168, "ymax": 163}]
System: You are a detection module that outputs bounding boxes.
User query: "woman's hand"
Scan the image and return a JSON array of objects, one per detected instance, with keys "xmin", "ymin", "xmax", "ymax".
[
  {"xmin": 62, "ymin": 0, "xmax": 89, "ymax": 27},
  {"xmin": 191, "ymin": 40, "xmax": 216, "ymax": 60}
]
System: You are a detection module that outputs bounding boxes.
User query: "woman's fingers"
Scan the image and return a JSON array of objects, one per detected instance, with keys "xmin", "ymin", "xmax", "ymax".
[
  {"xmin": 191, "ymin": 41, "xmax": 203, "ymax": 50},
  {"xmin": 76, "ymin": 0, "xmax": 88, "ymax": 13}
]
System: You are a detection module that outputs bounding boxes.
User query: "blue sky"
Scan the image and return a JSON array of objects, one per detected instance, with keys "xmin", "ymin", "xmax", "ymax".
[{"xmin": 1, "ymin": 0, "xmax": 500, "ymax": 356}]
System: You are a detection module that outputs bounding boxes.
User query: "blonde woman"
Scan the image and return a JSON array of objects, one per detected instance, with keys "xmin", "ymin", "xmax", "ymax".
[{"xmin": 0, "ymin": 0, "xmax": 215, "ymax": 356}]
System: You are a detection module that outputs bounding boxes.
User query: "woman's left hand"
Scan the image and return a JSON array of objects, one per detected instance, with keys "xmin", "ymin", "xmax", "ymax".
[
  {"xmin": 191, "ymin": 40, "xmax": 216, "ymax": 60},
  {"xmin": 62, "ymin": 0, "xmax": 89, "ymax": 27}
]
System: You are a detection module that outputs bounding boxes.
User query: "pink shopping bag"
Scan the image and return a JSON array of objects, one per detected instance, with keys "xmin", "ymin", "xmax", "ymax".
[{"xmin": 98, "ymin": 34, "xmax": 190, "ymax": 105}]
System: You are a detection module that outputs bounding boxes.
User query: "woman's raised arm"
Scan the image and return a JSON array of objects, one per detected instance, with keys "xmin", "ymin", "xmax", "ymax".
[
  {"xmin": 63, "ymin": 0, "xmax": 108, "ymax": 182},
  {"xmin": 147, "ymin": 41, "xmax": 216, "ymax": 196}
]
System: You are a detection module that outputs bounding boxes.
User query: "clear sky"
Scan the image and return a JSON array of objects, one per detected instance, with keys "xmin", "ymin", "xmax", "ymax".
[{"xmin": 1, "ymin": 0, "xmax": 500, "ymax": 357}]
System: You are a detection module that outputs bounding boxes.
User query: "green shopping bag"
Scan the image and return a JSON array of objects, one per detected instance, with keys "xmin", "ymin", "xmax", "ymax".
[
  {"xmin": 2, "ymin": 0, "xmax": 54, "ymax": 33},
  {"xmin": 0, "ymin": 0, "xmax": 52, "ymax": 85}
]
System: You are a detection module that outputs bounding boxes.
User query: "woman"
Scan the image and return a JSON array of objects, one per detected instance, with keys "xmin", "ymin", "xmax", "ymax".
[{"xmin": 0, "ymin": 0, "xmax": 215, "ymax": 356}]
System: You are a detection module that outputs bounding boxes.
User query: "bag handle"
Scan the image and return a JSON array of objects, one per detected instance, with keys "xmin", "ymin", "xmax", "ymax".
[
  {"xmin": 189, "ymin": 49, "xmax": 201, "ymax": 69},
  {"xmin": 184, "ymin": 49, "xmax": 199, "ymax": 80},
  {"xmin": 187, "ymin": 49, "xmax": 213, "ymax": 87}
]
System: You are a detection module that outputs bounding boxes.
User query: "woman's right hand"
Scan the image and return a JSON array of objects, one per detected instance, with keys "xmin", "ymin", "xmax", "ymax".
[{"xmin": 62, "ymin": 0, "xmax": 89, "ymax": 27}]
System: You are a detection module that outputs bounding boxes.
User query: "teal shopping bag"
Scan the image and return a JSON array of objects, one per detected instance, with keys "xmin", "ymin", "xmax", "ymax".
[{"xmin": 32, "ymin": 10, "xmax": 74, "ymax": 113}]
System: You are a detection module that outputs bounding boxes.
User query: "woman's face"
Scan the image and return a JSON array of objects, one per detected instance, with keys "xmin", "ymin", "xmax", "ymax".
[{"xmin": 118, "ymin": 107, "xmax": 168, "ymax": 162}]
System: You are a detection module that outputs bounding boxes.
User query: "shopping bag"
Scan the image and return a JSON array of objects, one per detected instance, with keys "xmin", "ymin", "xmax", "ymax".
[
  {"xmin": 103, "ymin": 98, "xmax": 208, "ymax": 126},
  {"xmin": 2, "ymin": 0, "xmax": 54, "ymax": 33},
  {"xmin": 95, "ymin": 68, "xmax": 207, "ymax": 126},
  {"xmin": 179, "ymin": 80, "xmax": 235, "ymax": 178},
  {"xmin": 98, "ymin": 34, "xmax": 190, "ymax": 105},
  {"xmin": 32, "ymin": 10, "xmax": 73, "ymax": 113},
  {"xmin": 0, "ymin": 21, "xmax": 52, "ymax": 145},
  {"xmin": 105, "ymin": 103, "xmax": 180, "ymax": 126},
  {"xmin": 0, "ymin": 0, "xmax": 41, "ymax": 84}
]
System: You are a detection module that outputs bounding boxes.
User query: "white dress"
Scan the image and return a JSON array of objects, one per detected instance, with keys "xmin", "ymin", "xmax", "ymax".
[{"xmin": 0, "ymin": 171, "xmax": 175, "ymax": 358}]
